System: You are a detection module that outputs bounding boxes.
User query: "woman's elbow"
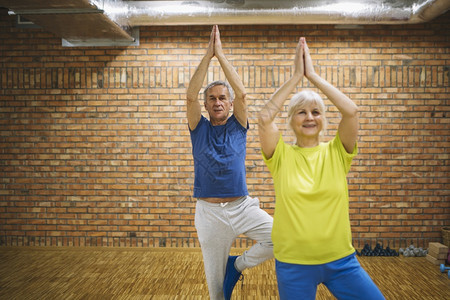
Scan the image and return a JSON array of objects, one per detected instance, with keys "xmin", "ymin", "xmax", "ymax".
[
  {"xmin": 257, "ymin": 111, "xmax": 272, "ymax": 128},
  {"xmin": 353, "ymin": 103, "xmax": 359, "ymax": 114},
  {"xmin": 347, "ymin": 103, "xmax": 359, "ymax": 118}
]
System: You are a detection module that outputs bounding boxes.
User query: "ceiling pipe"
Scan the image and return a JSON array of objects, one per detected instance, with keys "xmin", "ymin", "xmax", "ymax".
[
  {"xmin": 1, "ymin": 0, "xmax": 447, "ymax": 46},
  {"xmin": 410, "ymin": 0, "xmax": 450, "ymax": 22},
  {"xmin": 97, "ymin": 0, "xmax": 450, "ymax": 27}
]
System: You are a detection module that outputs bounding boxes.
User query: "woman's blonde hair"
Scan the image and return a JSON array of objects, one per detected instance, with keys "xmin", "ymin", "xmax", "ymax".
[{"xmin": 287, "ymin": 90, "xmax": 327, "ymax": 134}]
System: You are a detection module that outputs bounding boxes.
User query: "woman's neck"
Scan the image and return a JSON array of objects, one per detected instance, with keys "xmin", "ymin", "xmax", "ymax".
[{"xmin": 296, "ymin": 136, "xmax": 319, "ymax": 148}]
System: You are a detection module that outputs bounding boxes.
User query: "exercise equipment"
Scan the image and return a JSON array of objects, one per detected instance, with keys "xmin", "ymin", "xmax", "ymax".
[
  {"xmin": 358, "ymin": 243, "xmax": 398, "ymax": 257},
  {"xmin": 439, "ymin": 264, "xmax": 450, "ymax": 279},
  {"xmin": 399, "ymin": 245, "xmax": 427, "ymax": 257},
  {"xmin": 439, "ymin": 264, "xmax": 449, "ymax": 273}
]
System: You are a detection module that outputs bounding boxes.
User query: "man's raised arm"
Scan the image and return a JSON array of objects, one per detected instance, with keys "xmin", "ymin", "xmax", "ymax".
[
  {"xmin": 186, "ymin": 26, "xmax": 215, "ymax": 131},
  {"xmin": 213, "ymin": 26, "xmax": 247, "ymax": 127}
]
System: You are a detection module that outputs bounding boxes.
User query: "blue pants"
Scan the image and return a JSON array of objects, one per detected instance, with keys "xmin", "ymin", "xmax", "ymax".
[{"xmin": 276, "ymin": 253, "xmax": 385, "ymax": 300}]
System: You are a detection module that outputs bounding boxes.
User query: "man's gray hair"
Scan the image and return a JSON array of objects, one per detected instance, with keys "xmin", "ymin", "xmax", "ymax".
[{"xmin": 203, "ymin": 80, "xmax": 234, "ymax": 103}]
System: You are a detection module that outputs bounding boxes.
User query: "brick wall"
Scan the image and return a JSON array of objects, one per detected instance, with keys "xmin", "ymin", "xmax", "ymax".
[{"xmin": 1, "ymin": 8, "xmax": 449, "ymax": 249}]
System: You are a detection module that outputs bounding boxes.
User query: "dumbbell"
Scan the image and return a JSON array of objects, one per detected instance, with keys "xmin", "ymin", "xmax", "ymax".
[{"xmin": 440, "ymin": 264, "xmax": 450, "ymax": 279}]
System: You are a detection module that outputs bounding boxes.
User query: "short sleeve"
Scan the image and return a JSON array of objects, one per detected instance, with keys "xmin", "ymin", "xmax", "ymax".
[{"xmin": 262, "ymin": 134, "xmax": 285, "ymax": 177}]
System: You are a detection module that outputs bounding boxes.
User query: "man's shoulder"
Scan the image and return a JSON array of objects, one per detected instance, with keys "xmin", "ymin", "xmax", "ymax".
[
  {"xmin": 228, "ymin": 114, "xmax": 249, "ymax": 130},
  {"xmin": 190, "ymin": 115, "xmax": 208, "ymax": 131}
]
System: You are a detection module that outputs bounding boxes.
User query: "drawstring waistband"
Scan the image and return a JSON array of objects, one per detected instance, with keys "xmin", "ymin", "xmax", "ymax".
[{"xmin": 198, "ymin": 196, "xmax": 248, "ymax": 208}]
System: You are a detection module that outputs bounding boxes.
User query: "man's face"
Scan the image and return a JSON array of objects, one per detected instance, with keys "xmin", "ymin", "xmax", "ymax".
[{"xmin": 204, "ymin": 85, "xmax": 233, "ymax": 125}]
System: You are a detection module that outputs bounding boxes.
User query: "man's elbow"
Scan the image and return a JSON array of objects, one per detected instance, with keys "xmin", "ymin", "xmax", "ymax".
[
  {"xmin": 234, "ymin": 92, "xmax": 247, "ymax": 102},
  {"xmin": 186, "ymin": 93, "xmax": 198, "ymax": 104}
]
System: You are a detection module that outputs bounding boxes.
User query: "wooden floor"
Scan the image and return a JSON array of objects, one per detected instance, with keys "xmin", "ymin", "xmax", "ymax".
[{"xmin": 0, "ymin": 247, "xmax": 449, "ymax": 299}]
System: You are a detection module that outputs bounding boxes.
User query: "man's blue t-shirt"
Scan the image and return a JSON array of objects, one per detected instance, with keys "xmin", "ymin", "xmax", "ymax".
[{"xmin": 189, "ymin": 115, "xmax": 249, "ymax": 198}]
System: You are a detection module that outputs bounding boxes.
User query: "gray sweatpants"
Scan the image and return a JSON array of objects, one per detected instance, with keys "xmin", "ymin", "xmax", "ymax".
[{"xmin": 195, "ymin": 196, "xmax": 274, "ymax": 300}]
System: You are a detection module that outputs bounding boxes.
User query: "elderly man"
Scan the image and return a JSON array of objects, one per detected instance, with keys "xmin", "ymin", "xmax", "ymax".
[{"xmin": 186, "ymin": 25, "xmax": 273, "ymax": 300}]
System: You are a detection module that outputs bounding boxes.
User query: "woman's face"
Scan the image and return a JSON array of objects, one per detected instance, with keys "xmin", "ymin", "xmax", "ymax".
[{"xmin": 290, "ymin": 102, "xmax": 324, "ymax": 139}]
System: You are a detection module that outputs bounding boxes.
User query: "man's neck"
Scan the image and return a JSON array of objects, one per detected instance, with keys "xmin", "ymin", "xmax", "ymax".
[{"xmin": 210, "ymin": 115, "xmax": 229, "ymax": 126}]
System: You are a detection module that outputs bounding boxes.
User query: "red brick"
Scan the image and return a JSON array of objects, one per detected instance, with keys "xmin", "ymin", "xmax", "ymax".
[{"xmin": 0, "ymin": 11, "xmax": 449, "ymax": 247}]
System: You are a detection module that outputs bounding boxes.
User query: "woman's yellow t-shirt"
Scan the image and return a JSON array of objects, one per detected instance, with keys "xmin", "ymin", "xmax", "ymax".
[{"xmin": 263, "ymin": 134, "xmax": 357, "ymax": 265}]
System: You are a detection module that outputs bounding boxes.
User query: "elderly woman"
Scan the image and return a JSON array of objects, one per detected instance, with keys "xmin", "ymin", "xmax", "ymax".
[{"xmin": 258, "ymin": 37, "xmax": 385, "ymax": 300}]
